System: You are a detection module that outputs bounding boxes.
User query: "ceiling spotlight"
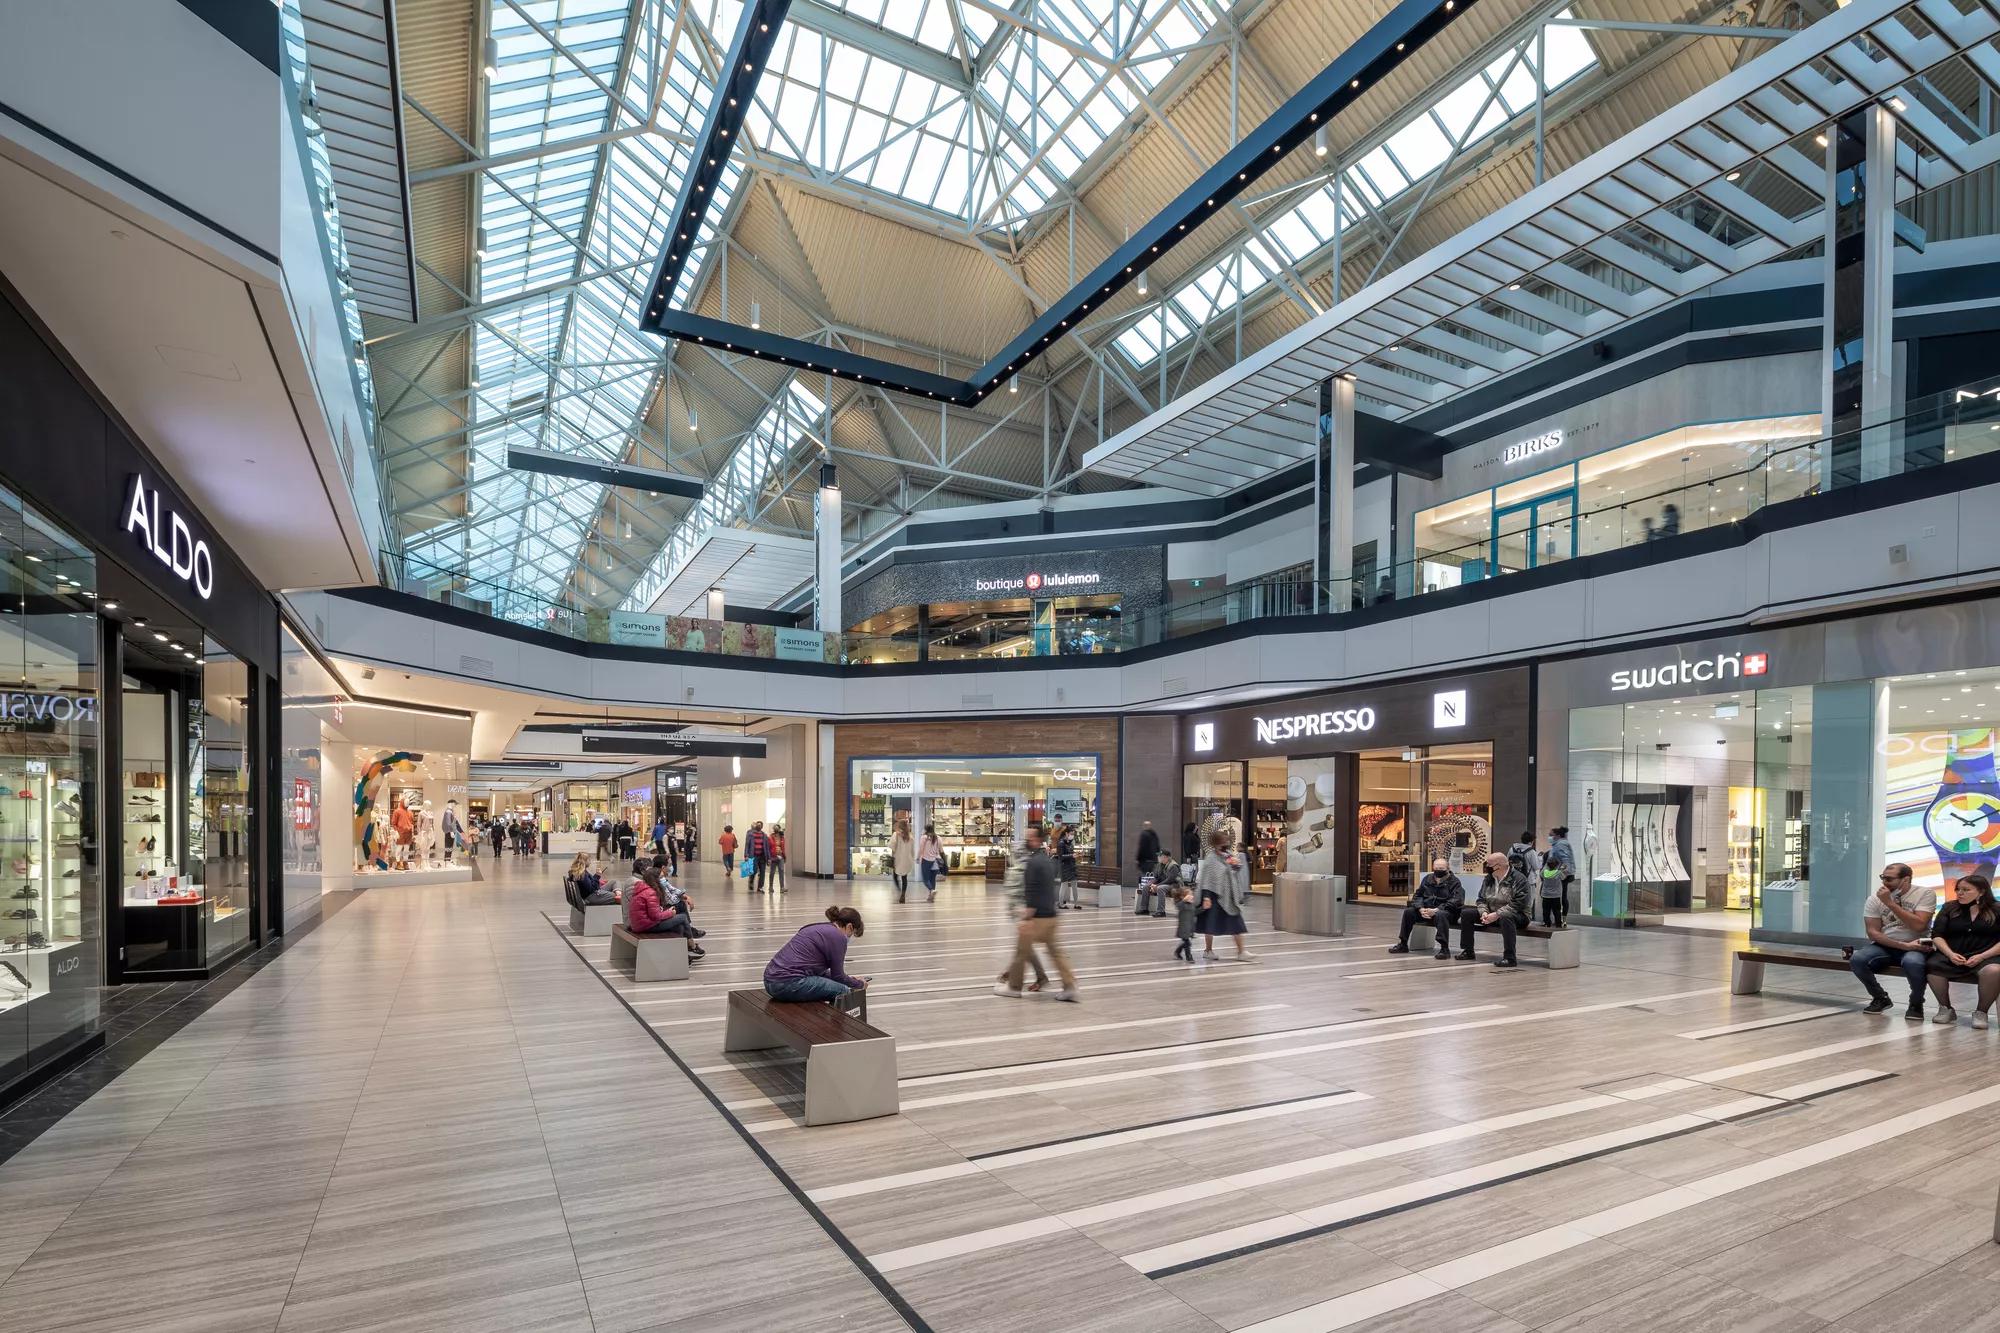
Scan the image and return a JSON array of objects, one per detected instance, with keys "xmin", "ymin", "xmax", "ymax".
[
  {"xmin": 1814, "ymin": 132, "xmax": 1829, "ymax": 147},
  {"xmin": 1315, "ymin": 126, "xmax": 1328, "ymax": 157},
  {"xmin": 1137, "ymin": 267, "xmax": 1149, "ymax": 295},
  {"xmin": 1009, "ymin": 376, "xmax": 1018, "ymax": 394},
  {"xmin": 130, "ymin": 616, "xmax": 147, "ymax": 628},
  {"xmin": 22, "ymin": 555, "xmax": 39, "ymax": 564},
  {"xmin": 1889, "ymin": 95, "xmax": 1907, "ymax": 112},
  {"xmin": 688, "ymin": 410, "xmax": 698, "ymax": 431},
  {"xmin": 1724, "ymin": 170, "xmax": 1741, "ymax": 181},
  {"xmin": 483, "ymin": 37, "xmax": 498, "ymax": 79},
  {"xmin": 168, "ymin": 641, "xmax": 183, "ymax": 651},
  {"xmin": 152, "ymin": 632, "xmax": 169, "ymax": 642},
  {"xmin": 750, "ymin": 301, "xmax": 761, "ymax": 330},
  {"xmin": 102, "ymin": 601, "xmax": 119, "ymax": 612},
  {"xmin": 475, "ymin": 227, "xmax": 489, "ymax": 260}
]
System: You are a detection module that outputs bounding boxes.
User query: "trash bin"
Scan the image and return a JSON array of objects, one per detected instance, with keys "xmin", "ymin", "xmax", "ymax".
[{"xmin": 1272, "ymin": 873, "xmax": 1347, "ymax": 936}]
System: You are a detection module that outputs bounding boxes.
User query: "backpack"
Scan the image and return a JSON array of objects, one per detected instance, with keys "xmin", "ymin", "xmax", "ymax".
[{"xmin": 1507, "ymin": 843, "xmax": 1541, "ymax": 879}]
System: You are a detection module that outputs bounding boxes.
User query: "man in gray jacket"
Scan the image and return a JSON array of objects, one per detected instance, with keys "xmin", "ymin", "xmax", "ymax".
[
  {"xmin": 997, "ymin": 827, "xmax": 1077, "ymax": 1001},
  {"xmin": 1456, "ymin": 851, "xmax": 1532, "ymax": 969}
]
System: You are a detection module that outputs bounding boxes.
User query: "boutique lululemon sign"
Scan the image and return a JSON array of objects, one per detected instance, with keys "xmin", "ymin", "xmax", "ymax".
[{"xmin": 123, "ymin": 474, "xmax": 213, "ymax": 599}]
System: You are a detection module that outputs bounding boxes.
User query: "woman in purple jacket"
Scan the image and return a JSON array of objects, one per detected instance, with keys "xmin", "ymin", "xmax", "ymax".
[{"xmin": 764, "ymin": 906, "xmax": 868, "ymax": 1003}]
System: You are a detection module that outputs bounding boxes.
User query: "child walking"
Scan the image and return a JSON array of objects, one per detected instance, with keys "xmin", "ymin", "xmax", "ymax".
[{"xmin": 1173, "ymin": 886, "xmax": 1197, "ymax": 962}]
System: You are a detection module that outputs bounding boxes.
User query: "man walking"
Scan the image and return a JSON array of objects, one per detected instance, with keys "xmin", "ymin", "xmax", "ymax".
[
  {"xmin": 745, "ymin": 821, "xmax": 773, "ymax": 894},
  {"xmin": 1456, "ymin": 851, "xmax": 1532, "ymax": 969},
  {"xmin": 1851, "ymin": 861, "xmax": 1935, "ymax": 1019},
  {"xmin": 996, "ymin": 827, "xmax": 1077, "ymax": 1002},
  {"xmin": 1135, "ymin": 820, "xmax": 1162, "ymax": 909}
]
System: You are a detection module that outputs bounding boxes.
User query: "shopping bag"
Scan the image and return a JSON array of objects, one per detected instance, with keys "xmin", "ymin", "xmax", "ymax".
[{"xmin": 739, "ymin": 857, "xmax": 757, "ymax": 879}]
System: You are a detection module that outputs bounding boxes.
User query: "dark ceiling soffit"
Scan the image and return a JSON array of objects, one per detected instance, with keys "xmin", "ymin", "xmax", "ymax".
[
  {"xmin": 1354, "ymin": 413, "xmax": 1447, "ymax": 480},
  {"xmin": 506, "ymin": 444, "xmax": 706, "ymax": 499},
  {"xmin": 641, "ymin": 0, "xmax": 794, "ymax": 324},
  {"xmin": 639, "ymin": 0, "xmax": 1480, "ymax": 407}
]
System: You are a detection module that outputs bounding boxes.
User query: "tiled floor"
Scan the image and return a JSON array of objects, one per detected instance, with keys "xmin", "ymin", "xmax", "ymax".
[{"xmin": 3, "ymin": 856, "xmax": 1999, "ymax": 1332}]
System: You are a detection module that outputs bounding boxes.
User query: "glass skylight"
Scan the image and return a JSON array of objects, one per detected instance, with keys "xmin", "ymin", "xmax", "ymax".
[
  {"xmin": 1115, "ymin": 15, "xmax": 1598, "ymax": 372},
  {"xmin": 622, "ymin": 378, "xmax": 825, "ymax": 612}
]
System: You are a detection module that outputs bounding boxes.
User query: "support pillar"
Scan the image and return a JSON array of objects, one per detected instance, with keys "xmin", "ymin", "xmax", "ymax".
[
  {"xmin": 813, "ymin": 459, "xmax": 842, "ymax": 634},
  {"xmin": 1823, "ymin": 104, "xmax": 1900, "ymax": 488},
  {"xmin": 1315, "ymin": 375, "xmax": 1356, "ymax": 610}
]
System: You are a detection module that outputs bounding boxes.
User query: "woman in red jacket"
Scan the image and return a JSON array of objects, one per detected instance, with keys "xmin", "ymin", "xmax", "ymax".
[{"xmin": 628, "ymin": 868, "xmax": 702, "ymax": 958}]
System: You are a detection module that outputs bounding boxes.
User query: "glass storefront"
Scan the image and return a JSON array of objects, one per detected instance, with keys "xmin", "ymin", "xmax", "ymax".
[
  {"xmin": 700, "ymin": 778, "xmax": 787, "ymax": 859},
  {"xmin": 1354, "ymin": 743, "xmax": 1494, "ymax": 898},
  {"xmin": 1411, "ymin": 413, "xmax": 1822, "ymax": 592},
  {"xmin": 0, "ymin": 485, "xmax": 101, "ymax": 1082},
  {"xmin": 848, "ymin": 756, "xmax": 1100, "ymax": 877},
  {"xmin": 850, "ymin": 595, "xmax": 1126, "ymax": 662}
]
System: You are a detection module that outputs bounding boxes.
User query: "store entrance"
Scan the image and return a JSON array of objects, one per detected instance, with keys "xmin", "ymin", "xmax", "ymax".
[
  {"xmin": 1567, "ymin": 689, "xmax": 1811, "ymax": 926},
  {"xmin": 1354, "ymin": 743, "xmax": 1494, "ymax": 902}
]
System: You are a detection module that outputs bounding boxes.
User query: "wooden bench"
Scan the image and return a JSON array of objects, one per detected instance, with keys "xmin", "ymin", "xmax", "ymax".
[
  {"xmin": 608, "ymin": 925, "xmax": 689, "ymax": 982},
  {"xmin": 1413, "ymin": 916, "xmax": 1580, "ymax": 968},
  {"xmin": 723, "ymin": 989, "xmax": 897, "ymax": 1126},
  {"xmin": 1733, "ymin": 948, "xmax": 1854, "ymax": 995},
  {"xmin": 1077, "ymin": 863, "xmax": 1124, "ymax": 909}
]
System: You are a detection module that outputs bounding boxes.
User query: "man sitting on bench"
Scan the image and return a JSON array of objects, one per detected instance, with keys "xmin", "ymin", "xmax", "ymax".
[
  {"xmin": 764, "ymin": 905, "xmax": 869, "ymax": 1005},
  {"xmin": 1456, "ymin": 851, "xmax": 1530, "ymax": 970},
  {"xmin": 1390, "ymin": 857, "xmax": 1462, "ymax": 960},
  {"xmin": 1851, "ymin": 861, "xmax": 1934, "ymax": 1020}
]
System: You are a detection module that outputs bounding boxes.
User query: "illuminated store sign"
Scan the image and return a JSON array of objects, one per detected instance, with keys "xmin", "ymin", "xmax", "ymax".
[
  {"xmin": 971, "ymin": 569, "xmax": 1102, "ymax": 595},
  {"xmin": 1051, "ymin": 767, "xmax": 1096, "ymax": 782},
  {"xmin": 1192, "ymin": 723, "xmax": 1215, "ymax": 752},
  {"xmin": 1610, "ymin": 648, "xmax": 1768, "ymax": 693},
  {"xmin": 871, "ymin": 771, "xmax": 919, "ymax": 795},
  {"xmin": 1502, "ymin": 429, "xmax": 1563, "ymax": 466},
  {"xmin": 123, "ymin": 474, "xmax": 214, "ymax": 599},
  {"xmin": 1254, "ymin": 707, "xmax": 1377, "ymax": 745}
]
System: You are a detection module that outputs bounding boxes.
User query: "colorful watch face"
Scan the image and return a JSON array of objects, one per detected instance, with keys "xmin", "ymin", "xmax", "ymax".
[{"xmin": 1925, "ymin": 789, "xmax": 2000, "ymax": 858}]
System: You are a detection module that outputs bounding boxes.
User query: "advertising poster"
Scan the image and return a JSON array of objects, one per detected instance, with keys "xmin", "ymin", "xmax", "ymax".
[
  {"xmin": 720, "ymin": 622, "xmax": 773, "ymax": 658},
  {"xmin": 1284, "ymin": 756, "xmax": 1342, "ymax": 875},
  {"xmin": 1047, "ymin": 787, "xmax": 1085, "ymax": 826},
  {"xmin": 774, "ymin": 627, "xmax": 829, "ymax": 662},
  {"xmin": 608, "ymin": 611, "xmax": 665, "ymax": 647},
  {"xmin": 665, "ymin": 617, "xmax": 719, "ymax": 652},
  {"xmin": 1886, "ymin": 726, "xmax": 1998, "ymax": 888}
]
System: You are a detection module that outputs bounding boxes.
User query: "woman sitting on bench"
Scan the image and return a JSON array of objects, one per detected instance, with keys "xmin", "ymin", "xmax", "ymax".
[
  {"xmin": 764, "ymin": 906, "xmax": 869, "ymax": 1004},
  {"xmin": 1926, "ymin": 873, "xmax": 2000, "ymax": 1028},
  {"xmin": 627, "ymin": 866, "xmax": 704, "ymax": 958}
]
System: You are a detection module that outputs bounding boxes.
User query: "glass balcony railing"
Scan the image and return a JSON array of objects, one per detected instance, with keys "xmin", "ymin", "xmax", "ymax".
[{"xmin": 383, "ymin": 377, "xmax": 2000, "ymax": 666}]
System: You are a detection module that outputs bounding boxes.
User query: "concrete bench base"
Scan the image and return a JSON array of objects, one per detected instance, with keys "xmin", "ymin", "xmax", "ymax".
[
  {"xmin": 569, "ymin": 903, "xmax": 622, "ymax": 937},
  {"xmin": 609, "ymin": 926, "xmax": 689, "ymax": 982},
  {"xmin": 1094, "ymin": 883, "xmax": 1123, "ymax": 909},
  {"xmin": 724, "ymin": 990, "xmax": 897, "ymax": 1127}
]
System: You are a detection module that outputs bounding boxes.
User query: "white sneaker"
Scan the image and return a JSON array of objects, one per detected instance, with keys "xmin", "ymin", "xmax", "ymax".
[
  {"xmin": 1933, "ymin": 1007, "xmax": 1958, "ymax": 1025},
  {"xmin": 1235, "ymin": 951, "xmax": 1257, "ymax": 962},
  {"xmin": 992, "ymin": 983, "xmax": 1023, "ymax": 999},
  {"xmin": 1976, "ymin": 1011, "xmax": 1990, "ymax": 1031},
  {"xmin": 1055, "ymin": 990, "xmax": 1080, "ymax": 1003},
  {"xmin": 1201, "ymin": 949, "xmax": 1218, "ymax": 961}
]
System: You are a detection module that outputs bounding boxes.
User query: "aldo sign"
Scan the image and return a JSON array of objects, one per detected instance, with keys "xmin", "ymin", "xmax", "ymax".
[{"xmin": 124, "ymin": 474, "xmax": 213, "ymax": 599}]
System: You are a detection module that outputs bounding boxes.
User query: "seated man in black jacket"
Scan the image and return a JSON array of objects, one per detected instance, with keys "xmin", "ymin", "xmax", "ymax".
[
  {"xmin": 1390, "ymin": 858, "xmax": 1463, "ymax": 960},
  {"xmin": 1457, "ymin": 852, "xmax": 1533, "ymax": 969}
]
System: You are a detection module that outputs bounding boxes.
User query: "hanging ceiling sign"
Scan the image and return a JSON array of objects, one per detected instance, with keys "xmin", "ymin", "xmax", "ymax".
[
  {"xmin": 123, "ymin": 474, "xmax": 214, "ymax": 599},
  {"xmin": 579, "ymin": 732, "xmax": 764, "ymax": 758}
]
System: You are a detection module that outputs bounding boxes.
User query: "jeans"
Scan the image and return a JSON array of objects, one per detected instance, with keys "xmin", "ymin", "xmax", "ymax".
[
  {"xmin": 750, "ymin": 857, "xmax": 767, "ymax": 891},
  {"xmin": 1457, "ymin": 906, "xmax": 1519, "ymax": 962},
  {"xmin": 1006, "ymin": 916, "xmax": 1076, "ymax": 992},
  {"xmin": 637, "ymin": 916, "xmax": 693, "ymax": 938},
  {"xmin": 768, "ymin": 857, "xmax": 785, "ymax": 891},
  {"xmin": 766, "ymin": 975, "xmax": 851, "ymax": 1003},
  {"xmin": 1851, "ymin": 941, "xmax": 1929, "ymax": 1003},
  {"xmin": 920, "ymin": 860, "xmax": 938, "ymax": 894},
  {"xmin": 722, "ymin": 852, "xmax": 735, "ymax": 874}
]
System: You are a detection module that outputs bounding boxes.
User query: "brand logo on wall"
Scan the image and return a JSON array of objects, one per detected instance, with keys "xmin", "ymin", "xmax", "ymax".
[
  {"xmin": 1051, "ymin": 767, "xmax": 1096, "ymax": 782},
  {"xmin": 123, "ymin": 474, "xmax": 214, "ymax": 599},
  {"xmin": 1254, "ymin": 707, "xmax": 1377, "ymax": 745},
  {"xmin": 1192, "ymin": 722, "xmax": 1215, "ymax": 753},
  {"xmin": 1502, "ymin": 429, "xmax": 1564, "ymax": 466},
  {"xmin": 1610, "ymin": 648, "xmax": 1769, "ymax": 693},
  {"xmin": 1433, "ymin": 689, "xmax": 1468, "ymax": 728},
  {"xmin": 971, "ymin": 569, "xmax": 1102, "ymax": 595},
  {"xmin": 871, "ymin": 771, "xmax": 919, "ymax": 795}
]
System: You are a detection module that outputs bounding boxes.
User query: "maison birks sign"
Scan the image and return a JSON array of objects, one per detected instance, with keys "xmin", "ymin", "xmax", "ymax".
[{"xmin": 123, "ymin": 474, "xmax": 213, "ymax": 599}]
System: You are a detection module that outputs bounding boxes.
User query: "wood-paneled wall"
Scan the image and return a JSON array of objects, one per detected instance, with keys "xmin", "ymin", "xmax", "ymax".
[{"xmin": 832, "ymin": 719, "xmax": 1121, "ymax": 874}]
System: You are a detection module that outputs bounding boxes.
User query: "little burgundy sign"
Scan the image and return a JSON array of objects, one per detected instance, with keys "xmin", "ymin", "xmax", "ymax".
[{"xmin": 123, "ymin": 474, "xmax": 214, "ymax": 600}]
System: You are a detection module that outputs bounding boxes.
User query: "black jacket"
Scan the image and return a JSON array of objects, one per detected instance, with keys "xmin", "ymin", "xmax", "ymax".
[
  {"xmin": 1411, "ymin": 871, "xmax": 1464, "ymax": 915},
  {"xmin": 1181, "ymin": 823, "xmax": 1201, "ymax": 860},
  {"xmin": 1136, "ymin": 827, "xmax": 1162, "ymax": 865}
]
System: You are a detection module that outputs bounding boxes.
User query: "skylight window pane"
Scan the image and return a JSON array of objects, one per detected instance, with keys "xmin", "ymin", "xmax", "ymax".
[
  {"xmin": 1386, "ymin": 115, "xmax": 1452, "ymax": 179},
  {"xmin": 1539, "ymin": 19, "xmax": 1596, "ymax": 87}
]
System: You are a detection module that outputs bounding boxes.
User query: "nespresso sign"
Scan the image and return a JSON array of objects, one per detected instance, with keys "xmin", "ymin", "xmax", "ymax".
[
  {"xmin": 123, "ymin": 474, "xmax": 213, "ymax": 599},
  {"xmin": 1254, "ymin": 707, "xmax": 1377, "ymax": 745}
]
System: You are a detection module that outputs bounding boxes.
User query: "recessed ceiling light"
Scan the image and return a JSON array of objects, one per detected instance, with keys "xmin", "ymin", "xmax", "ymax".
[{"xmin": 152, "ymin": 632, "xmax": 169, "ymax": 642}]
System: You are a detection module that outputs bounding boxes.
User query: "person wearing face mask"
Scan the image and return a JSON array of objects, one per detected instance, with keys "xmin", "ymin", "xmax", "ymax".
[{"xmin": 1390, "ymin": 857, "xmax": 1463, "ymax": 960}]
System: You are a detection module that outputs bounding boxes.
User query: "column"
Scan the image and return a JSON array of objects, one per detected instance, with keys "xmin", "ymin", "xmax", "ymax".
[
  {"xmin": 1316, "ymin": 375, "xmax": 1356, "ymax": 608},
  {"xmin": 813, "ymin": 458, "xmax": 842, "ymax": 634},
  {"xmin": 1822, "ymin": 104, "xmax": 1900, "ymax": 488}
]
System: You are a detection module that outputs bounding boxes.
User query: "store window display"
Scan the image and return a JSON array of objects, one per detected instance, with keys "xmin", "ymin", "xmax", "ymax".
[
  {"xmin": 0, "ymin": 485, "xmax": 101, "ymax": 1074},
  {"xmin": 850, "ymin": 757, "xmax": 1097, "ymax": 878}
]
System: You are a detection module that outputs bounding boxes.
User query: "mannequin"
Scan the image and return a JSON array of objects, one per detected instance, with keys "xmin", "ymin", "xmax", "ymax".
[
  {"xmin": 417, "ymin": 801, "xmax": 440, "ymax": 866},
  {"xmin": 441, "ymin": 800, "xmax": 463, "ymax": 863}
]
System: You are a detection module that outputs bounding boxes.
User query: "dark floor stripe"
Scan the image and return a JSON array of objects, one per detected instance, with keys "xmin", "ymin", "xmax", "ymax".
[
  {"xmin": 1142, "ymin": 1071, "xmax": 1898, "ymax": 1279},
  {"xmin": 546, "ymin": 915, "xmax": 933, "ymax": 1333},
  {"xmin": 969, "ymin": 1090, "xmax": 1359, "ymax": 1160}
]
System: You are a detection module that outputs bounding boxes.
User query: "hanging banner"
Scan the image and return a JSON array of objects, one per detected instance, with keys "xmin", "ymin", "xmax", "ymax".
[
  {"xmin": 608, "ymin": 611, "xmax": 665, "ymax": 647},
  {"xmin": 774, "ymin": 627, "xmax": 828, "ymax": 662}
]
